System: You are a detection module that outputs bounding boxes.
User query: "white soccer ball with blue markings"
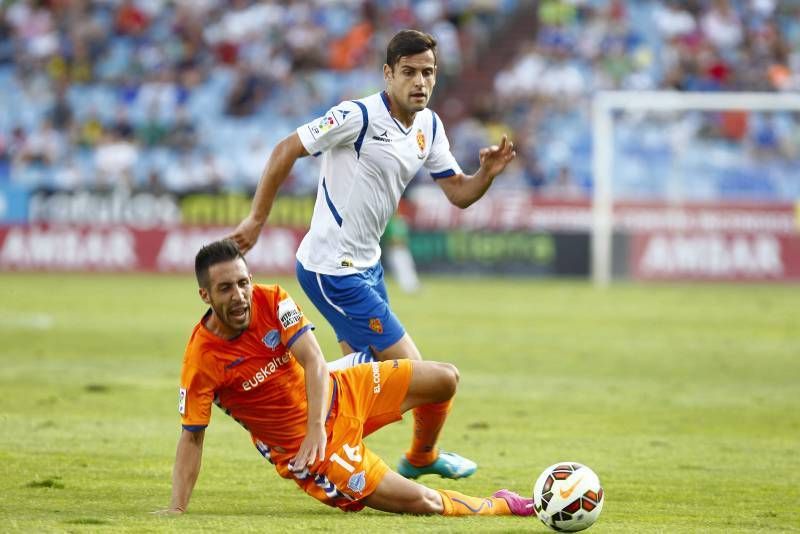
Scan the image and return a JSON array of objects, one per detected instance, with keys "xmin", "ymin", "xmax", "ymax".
[{"xmin": 532, "ymin": 462, "xmax": 604, "ymax": 532}]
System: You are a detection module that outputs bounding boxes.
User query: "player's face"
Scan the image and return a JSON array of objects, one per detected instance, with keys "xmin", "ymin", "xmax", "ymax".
[
  {"xmin": 200, "ymin": 258, "xmax": 253, "ymax": 338},
  {"xmin": 384, "ymin": 50, "xmax": 437, "ymax": 117}
]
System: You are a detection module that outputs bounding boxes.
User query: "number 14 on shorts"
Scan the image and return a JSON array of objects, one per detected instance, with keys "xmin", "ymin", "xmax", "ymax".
[
  {"xmin": 330, "ymin": 443, "xmax": 368, "ymax": 495},
  {"xmin": 330, "ymin": 443, "xmax": 362, "ymax": 472}
]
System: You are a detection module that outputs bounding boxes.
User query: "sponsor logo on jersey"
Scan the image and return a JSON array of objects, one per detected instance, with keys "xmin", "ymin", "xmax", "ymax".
[
  {"xmin": 278, "ymin": 298, "xmax": 302, "ymax": 329},
  {"xmin": 347, "ymin": 470, "xmax": 367, "ymax": 494},
  {"xmin": 178, "ymin": 387, "xmax": 187, "ymax": 414},
  {"xmin": 369, "ymin": 317, "xmax": 383, "ymax": 334},
  {"xmin": 372, "ymin": 129, "xmax": 391, "ymax": 142},
  {"xmin": 371, "ymin": 361, "xmax": 381, "ymax": 393},
  {"xmin": 263, "ymin": 329, "xmax": 280, "ymax": 349},
  {"xmin": 340, "ymin": 257, "xmax": 354, "ymax": 268},
  {"xmin": 242, "ymin": 354, "xmax": 293, "ymax": 391},
  {"xmin": 337, "ymin": 108, "xmax": 351, "ymax": 120},
  {"xmin": 416, "ymin": 128, "xmax": 426, "ymax": 158}
]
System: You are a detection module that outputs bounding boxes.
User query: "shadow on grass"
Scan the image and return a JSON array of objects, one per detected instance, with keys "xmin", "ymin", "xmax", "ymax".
[
  {"xmin": 25, "ymin": 477, "xmax": 64, "ymax": 489},
  {"xmin": 63, "ymin": 518, "xmax": 110, "ymax": 525}
]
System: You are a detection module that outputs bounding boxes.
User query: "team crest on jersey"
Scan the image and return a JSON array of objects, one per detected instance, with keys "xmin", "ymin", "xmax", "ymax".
[
  {"xmin": 347, "ymin": 470, "xmax": 366, "ymax": 494},
  {"xmin": 369, "ymin": 318, "xmax": 383, "ymax": 334},
  {"xmin": 263, "ymin": 329, "xmax": 280, "ymax": 349},
  {"xmin": 416, "ymin": 128, "xmax": 425, "ymax": 156}
]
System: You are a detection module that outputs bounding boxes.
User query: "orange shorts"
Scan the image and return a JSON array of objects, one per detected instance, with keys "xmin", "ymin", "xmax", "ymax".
[{"xmin": 271, "ymin": 359, "xmax": 413, "ymax": 511}]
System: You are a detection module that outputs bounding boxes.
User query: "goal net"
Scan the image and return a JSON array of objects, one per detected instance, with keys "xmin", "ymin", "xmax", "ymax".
[{"xmin": 591, "ymin": 91, "xmax": 800, "ymax": 286}]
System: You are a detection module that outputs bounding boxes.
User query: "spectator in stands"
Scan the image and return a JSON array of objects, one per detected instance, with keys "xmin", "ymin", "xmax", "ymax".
[
  {"xmin": 111, "ymin": 105, "xmax": 135, "ymax": 141},
  {"xmin": 137, "ymin": 103, "xmax": 170, "ymax": 148},
  {"xmin": 225, "ymin": 64, "xmax": 266, "ymax": 117},
  {"xmin": 75, "ymin": 109, "xmax": 104, "ymax": 149},
  {"xmin": 168, "ymin": 105, "xmax": 198, "ymax": 152},
  {"xmin": 49, "ymin": 81, "xmax": 73, "ymax": 132},
  {"xmin": 701, "ymin": 0, "xmax": 743, "ymax": 52},
  {"xmin": 19, "ymin": 119, "xmax": 64, "ymax": 167},
  {"xmin": 94, "ymin": 130, "xmax": 138, "ymax": 190},
  {"xmin": 115, "ymin": 0, "xmax": 150, "ymax": 37},
  {"xmin": 546, "ymin": 165, "xmax": 583, "ymax": 199},
  {"xmin": 653, "ymin": 1, "xmax": 696, "ymax": 40}
]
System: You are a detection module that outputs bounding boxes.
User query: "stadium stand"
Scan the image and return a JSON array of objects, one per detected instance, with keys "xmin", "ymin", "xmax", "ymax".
[{"xmin": 1, "ymin": 0, "xmax": 798, "ymax": 201}]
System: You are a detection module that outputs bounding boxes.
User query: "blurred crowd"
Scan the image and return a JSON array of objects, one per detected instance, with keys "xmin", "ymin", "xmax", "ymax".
[
  {"xmin": 0, "ymin": 0, "xmax": 514, "ymax": 194},
  {"xmin": 1, "ymin": 0, "xmax": 799, "ymax": 202},
  {"xmin": 482, "ymin": 0, "xmax": 800, "ymax": 200}
]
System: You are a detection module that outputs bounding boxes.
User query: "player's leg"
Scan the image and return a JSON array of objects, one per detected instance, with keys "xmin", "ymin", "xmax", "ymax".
[
  {"xmin": 355, "ymin": 269, "xmax": 473, "ymax": 477},
  {"xmin": 297, "ymin": 261, "xmax": 474, "ymax": 479},
  {"xmin": 366, "ymin": 265, "xmax": 422, "ymax": 360},
  {"xmin": 373, "ymin": 332, "xmax": 422, "ymax": 361},
  {"xmin": 326, "ymin": 351, "xmax": 373, "ymax": 371},
  {"xmin": 357, "ymin": 359, "xmax": 475, "ymax": 480},
  {"xmin": 363, "ymin": 468, "xmax": 533, "ymax": 516},
  {"xmin": 394, "ymin": 360, "xmax": 476, "ymax": 479}
]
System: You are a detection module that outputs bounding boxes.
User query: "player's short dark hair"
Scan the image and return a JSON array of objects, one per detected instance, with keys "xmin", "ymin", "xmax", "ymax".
[
  {"xmin": 195, "ymin": 238, "xmax": 246, "ymax": 288},
  {"xmin": 386, "ymin": 29, "xmax": 437, "ymax": 69}
]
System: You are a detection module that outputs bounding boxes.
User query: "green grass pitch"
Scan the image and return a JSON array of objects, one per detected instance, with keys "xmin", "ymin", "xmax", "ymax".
[{"xmin": 0, "ymin": 273, "xmax": 798, "ymax": 533}]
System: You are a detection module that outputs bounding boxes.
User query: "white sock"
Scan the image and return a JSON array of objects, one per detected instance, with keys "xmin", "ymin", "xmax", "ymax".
[{"xmin": 326, "ymin": 351, "xmax": 375, "ymax": 371}]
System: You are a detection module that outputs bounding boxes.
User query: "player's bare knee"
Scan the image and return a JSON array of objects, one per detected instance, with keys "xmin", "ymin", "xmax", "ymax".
[{"xmin": 437, "ymin": 362, "xmax": 459, "ymax": 399}]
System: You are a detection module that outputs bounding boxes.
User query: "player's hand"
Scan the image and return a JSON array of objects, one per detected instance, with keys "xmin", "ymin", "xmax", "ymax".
[
  {"xmin": 290, "ymin": 424, "xmax": 327, "ymax": 471},
  {"xmin": 478, "ymin": 134, "xmax": 516, "ymax": 179},
  {"xmin": 228, "ymin": 214, "xmax": 264, "ymax": 254}
]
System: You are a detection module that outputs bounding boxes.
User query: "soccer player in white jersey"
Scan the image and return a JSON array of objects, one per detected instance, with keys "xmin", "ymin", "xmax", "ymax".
[{"xmin": 231, "ymin": 29, "xmax": 515, "ymax": 480}]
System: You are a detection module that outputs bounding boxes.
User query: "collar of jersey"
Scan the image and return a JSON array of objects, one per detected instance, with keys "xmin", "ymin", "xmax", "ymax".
[{"xmin": 380, "ymin": 91, "xmax": 414, "ymax": 136}]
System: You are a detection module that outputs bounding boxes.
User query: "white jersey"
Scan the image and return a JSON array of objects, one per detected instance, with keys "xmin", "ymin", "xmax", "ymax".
[{"xmin": 295, "ymin": 91, "xmax": 462, "ymax": 275}]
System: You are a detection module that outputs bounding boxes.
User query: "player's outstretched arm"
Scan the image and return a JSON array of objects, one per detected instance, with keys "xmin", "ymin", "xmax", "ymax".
[
  {"xmin": 436, "ymin": 134, "xmax": 516, "ymax": 209},
  {"xmin": 229, "ymin": 132, "xmax": 309, "ymax": 253},
  {"xmin": 153, "ymin": 428, "xmax": 205, "ymax": 515},
  {"xmin": 287, "ymin": 331, "xmax": 329, "ymax": 471}
]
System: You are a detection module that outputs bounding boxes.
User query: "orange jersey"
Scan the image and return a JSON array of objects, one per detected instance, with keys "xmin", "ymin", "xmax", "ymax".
[{"xmin": 179, "ymin": 283, "xmax": 321, "ymax": 450}]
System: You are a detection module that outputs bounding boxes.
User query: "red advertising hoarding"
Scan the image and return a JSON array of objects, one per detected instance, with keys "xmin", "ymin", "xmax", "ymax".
[
  {"xmin": 2, "ymin": 192, "xmax": 799, "ymax": 281},
  {"xmin": 0, "ymin": 225, "xmax": 305, "ymax": 274},
  {"xmin": 630, "ymin": 232, "xmax": 800, "ymax": 280}
]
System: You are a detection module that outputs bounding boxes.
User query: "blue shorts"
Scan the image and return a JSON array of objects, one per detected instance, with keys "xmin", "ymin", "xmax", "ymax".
[{"xmin": 296, "ymin": 260, "xmax": 405, "ymax": 355}]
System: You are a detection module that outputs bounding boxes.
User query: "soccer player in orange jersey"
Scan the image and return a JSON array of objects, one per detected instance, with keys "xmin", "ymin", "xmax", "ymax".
[{"xmin": 155, "ymin": 239, "xmax": 532, "ymax": 517}]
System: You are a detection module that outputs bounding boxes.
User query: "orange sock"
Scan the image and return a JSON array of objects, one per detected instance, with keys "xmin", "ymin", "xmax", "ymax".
[
  {"xmin": 405, "ymin": 400, "xmax": 451, "ymax": 467},
  {"xmin": 437, "ymin": 490, "xmax": 512, "ymax": 516}
]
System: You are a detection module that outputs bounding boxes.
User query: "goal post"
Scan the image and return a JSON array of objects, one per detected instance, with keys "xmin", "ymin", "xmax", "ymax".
[{"xmin": 591, "ymin": 90, "xmax": 800, "ymax": 287}]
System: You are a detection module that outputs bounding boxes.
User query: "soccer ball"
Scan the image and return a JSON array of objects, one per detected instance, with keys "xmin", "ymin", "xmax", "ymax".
[{"xmin": 532, "ymin": 462, "xmax": 604, "ymax": 532}]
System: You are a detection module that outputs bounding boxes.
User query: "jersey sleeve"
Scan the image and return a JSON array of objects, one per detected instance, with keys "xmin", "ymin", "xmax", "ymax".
[
  {"xmin": 274, "ymin": 285, "xmax": 313, "ymax": 349},
  {"xmin": 179, "ymin": 350, "xmax": 222, "ymax": 431},
  {"xmin": 296, "ymin": 101, "xmax": 364, "ymax": 156},
  {"xmin": 423, "ymin": 111, "xmax": 463, "ymax": 180}
]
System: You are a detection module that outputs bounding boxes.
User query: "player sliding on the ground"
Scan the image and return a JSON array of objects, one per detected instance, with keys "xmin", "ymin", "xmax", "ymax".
[
  {"xmin": 231, "ymin": 28, "xmax": 516, "ymax": 481},
  {"xmin": 155, "ymin": 239, "xmax": 532, "ymax": 518}
]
